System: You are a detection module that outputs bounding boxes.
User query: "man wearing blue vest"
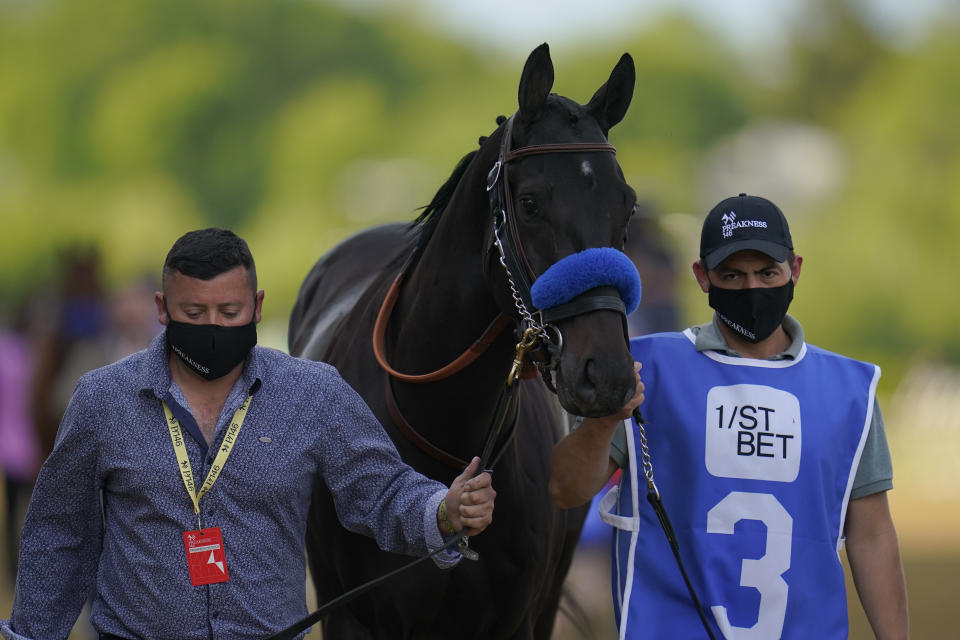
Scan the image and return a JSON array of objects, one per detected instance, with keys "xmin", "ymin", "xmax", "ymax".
[{"xmin": 550, "ymin": 194, "xmax": 908, "ymax": 639}]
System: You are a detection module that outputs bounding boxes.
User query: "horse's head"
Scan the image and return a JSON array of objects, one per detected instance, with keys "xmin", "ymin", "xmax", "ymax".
[{"xmin": 486, "ymin": 43, "xmax": 639, "ymax": 418}]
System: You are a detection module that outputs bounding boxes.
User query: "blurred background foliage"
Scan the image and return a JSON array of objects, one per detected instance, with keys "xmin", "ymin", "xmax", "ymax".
[
  {"xmin": 2, "ymin": 1, "xmax": 959, "ymax": 636},
  {"xmin": 3, "ymin": 0, "xmax": 959, "ymax": 379}
]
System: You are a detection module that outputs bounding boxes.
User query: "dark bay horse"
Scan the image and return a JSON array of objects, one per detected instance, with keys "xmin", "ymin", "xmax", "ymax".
[{"xmin": 288, "ymin": 43, "xmax": 638, "ymax": 639}]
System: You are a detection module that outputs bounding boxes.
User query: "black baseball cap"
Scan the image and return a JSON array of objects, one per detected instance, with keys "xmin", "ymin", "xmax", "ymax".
[{"xmin": 700, "ymin": 193, "xmax": 793, "ymax": 269}]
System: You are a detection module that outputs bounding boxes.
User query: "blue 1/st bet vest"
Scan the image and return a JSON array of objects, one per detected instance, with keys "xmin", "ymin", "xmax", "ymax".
[{"xmin": 600, "ymin": 330, "xmax": 879, "ymax": 640}]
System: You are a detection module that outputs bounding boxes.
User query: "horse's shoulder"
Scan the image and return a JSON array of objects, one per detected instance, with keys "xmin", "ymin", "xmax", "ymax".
[{"xmin": 289, "ymin": 223, "xmax": 412, "ymax": 359}]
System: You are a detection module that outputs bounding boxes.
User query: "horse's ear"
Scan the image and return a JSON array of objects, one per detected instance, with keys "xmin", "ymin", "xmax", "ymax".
[
  {"xmin": 517, "ymin": 43, "xmax": 554, "ymax": 121},
  {"xmin": 586, "ymin": 53, "xmax": 635, "ymax": 135}
]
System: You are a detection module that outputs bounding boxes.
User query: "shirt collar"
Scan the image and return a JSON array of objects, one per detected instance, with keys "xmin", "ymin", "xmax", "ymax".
[{"xmin": 692, "ymin": 313, "xmax": 805, "ymax": 361}]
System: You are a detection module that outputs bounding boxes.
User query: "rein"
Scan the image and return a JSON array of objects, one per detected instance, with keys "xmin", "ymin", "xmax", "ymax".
[
  {"xmin": 384, "ymin": 375, "xmax": 520, "ymax": 470},
  {"xmin": 372, "ymin": 271, "xmax": 513, "ymax": 383},
  {"xmin": 372, "ymin": 268, "xmax": 534, "ymax": 471}
]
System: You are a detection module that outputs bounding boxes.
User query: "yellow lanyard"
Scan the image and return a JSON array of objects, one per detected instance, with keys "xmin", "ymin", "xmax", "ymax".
[{"xmin": 162, "ymin": 395, "xmax": 252, "ymax": 520}]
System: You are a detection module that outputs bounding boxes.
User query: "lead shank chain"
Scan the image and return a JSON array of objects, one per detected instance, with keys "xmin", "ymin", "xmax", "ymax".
[
  {"xmin": 494, "ymin": 232, "xmax": 549, "ymax": 341},
  {"xmin": 636, "ymin": 416, "xmax": 659, "ymax": 499}
]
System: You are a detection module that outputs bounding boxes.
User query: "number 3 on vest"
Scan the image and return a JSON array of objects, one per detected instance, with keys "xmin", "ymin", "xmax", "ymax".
[{"xmin": 707, "ymin": 491, "xmax": 792, "ymax": 640}]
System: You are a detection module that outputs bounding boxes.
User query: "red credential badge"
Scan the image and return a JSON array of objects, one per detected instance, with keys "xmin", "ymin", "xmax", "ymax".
[{"xmin": 183, "ymin": 527, "xmax": 230, "ymax": 586}]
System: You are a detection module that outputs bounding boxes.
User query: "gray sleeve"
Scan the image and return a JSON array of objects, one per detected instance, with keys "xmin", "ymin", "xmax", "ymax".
[
  {"xmin": 610, "ymin": 421, "xmax": 629, "ymax": 469},
  {"xmin": 570, "ymin": 415, "xmax": 629, "ymax": 469},
  {"xmin": 850, "ymin": 397, "xmax": 893, "ymax": 500}
]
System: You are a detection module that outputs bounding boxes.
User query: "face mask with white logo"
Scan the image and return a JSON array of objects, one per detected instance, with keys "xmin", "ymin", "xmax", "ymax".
[
  {"xmin": 708, "ymin": 281, "xmax": 794, "ymax": 344},
  {"xmin": 164, "ymin": 298, "xmax": 257, "ymax": 380}
]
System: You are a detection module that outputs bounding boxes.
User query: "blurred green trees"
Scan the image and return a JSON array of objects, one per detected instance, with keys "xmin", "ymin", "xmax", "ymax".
[{"xmin": 1, "ymin": 0, "xmax": 958, "ymax": 377}]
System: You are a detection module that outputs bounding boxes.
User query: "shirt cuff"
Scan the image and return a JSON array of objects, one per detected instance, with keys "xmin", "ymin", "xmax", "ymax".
[
  {"xmin": 850, "ymin": 478, "xmax": 893, "ymax": 501},
  {"xmin": 1, "ymin": 620, "xmax": 34, "ymax": 640},
  {"xmin": 424, "ymin": 488, "xmax": 460, "ymax": 569}
]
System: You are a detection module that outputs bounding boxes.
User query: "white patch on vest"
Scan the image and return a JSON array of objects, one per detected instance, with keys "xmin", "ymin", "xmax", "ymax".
[
  {"xmin": 581, "ymin": 160, "xmax": 593, "ymax": 177},
  {"xmin": 705, "ymin": 384, "xmax": 802, "ymax": 482}
]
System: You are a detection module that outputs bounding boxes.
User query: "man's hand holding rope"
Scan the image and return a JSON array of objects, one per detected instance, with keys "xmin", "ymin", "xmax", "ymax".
[{"xmin": 439, "ymin": 456, "xmax": 496, "ymax": 536}]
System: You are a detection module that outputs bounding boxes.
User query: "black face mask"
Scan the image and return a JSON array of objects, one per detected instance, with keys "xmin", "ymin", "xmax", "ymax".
[
  {"xmin": 708, "ymin": 280, "xmax": 794, "ymax": 344},
  {"xmin": 165, "ymin": 307, "xmax": 258, "ymax": 381}
]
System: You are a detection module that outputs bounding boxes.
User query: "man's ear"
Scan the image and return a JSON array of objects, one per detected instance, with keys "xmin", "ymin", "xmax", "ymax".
[
  {"xmin": 155, "ymin": 292, "xmax": 169, "ymax": 325},
  {"xmin": 790, "ymin": 255, "xmax": 803, "ymax": 286},
  {"xmin": 692, "ymin": 260, "xmax": 711, "ymax": 293},
  {"xmin": 254, "ymin": 290, "xmax": 265, "ymax": 324}
]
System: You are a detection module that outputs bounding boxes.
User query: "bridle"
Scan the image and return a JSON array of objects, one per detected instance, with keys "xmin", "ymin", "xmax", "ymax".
[
  {"xmin": 485, "ymin": 114, "xmax": 628, "ymax": 354},
  {"xmin": 372, "ymin": 112, "xmax": 633, "ymax": 470}
]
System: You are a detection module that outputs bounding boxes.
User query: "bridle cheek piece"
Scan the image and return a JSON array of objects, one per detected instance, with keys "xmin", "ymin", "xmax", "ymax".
[{"xmin": 486, "ymin": 113, "xmax": 639, "ymax": 371}]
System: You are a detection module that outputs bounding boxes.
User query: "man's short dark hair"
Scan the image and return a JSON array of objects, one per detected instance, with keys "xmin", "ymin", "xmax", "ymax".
[{"xmin": 162, "ymin": 228, "xmax": 257, "ymax": 291}]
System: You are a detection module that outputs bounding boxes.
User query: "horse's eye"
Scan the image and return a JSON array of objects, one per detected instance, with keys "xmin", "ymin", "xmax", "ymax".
[{"xmin": 518, "ymin": 196, "xmax": 539, "ymax": 216}]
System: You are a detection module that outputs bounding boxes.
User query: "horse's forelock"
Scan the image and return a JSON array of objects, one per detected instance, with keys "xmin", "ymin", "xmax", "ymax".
[{"xmin": 513, "ymin": 96, "xmax": 605, "ymax": 147}]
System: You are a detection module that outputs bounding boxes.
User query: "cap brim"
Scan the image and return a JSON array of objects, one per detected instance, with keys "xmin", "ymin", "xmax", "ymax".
[{"xmin": 704, "ymin": 240, "xmax": 790, "ymax": 269}]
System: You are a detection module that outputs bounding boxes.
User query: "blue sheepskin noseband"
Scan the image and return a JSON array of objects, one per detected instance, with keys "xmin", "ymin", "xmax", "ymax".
[{"xmin": 530, "ymin": 247, "xmax": 641, "ymax": 314}]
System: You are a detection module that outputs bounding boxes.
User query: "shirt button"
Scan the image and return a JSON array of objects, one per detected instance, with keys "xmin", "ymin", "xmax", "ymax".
[{"xmin": 212, "ymin": 610, "xmax": 219, "ymax": 619}]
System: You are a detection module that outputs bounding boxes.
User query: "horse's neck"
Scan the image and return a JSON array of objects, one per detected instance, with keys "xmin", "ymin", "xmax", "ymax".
[
  {"xmin": 395, "ymin": 239, "xmax": 508, "ymax": 378},
  {"xmin": 394, "ymin": 156, "xmax": 504, "ymax": 362},
  {"xmin": 386, "ymin": 172, "xmax": 519, "ymax": 437}
]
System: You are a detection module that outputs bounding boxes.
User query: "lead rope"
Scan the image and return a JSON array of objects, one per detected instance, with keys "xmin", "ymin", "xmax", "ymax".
[
  {"xmin": 266, "ymin": 330, "xmax": 537, "ymax": 640},
  {"xmin": 264, "ymin": 533, "xmax": 467, "ymax": 640},
  {"xmin": 632, "ymin": 408, "xmax": 718, "ymax": 640},
  {"xmin": 458, "ymin": 325, "xmax": 538, "ymax": 561}
]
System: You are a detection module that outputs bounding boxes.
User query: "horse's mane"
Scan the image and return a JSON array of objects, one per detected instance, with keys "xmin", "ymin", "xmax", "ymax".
[{"xmin": 405, "ymin": 148, "xmax": 480, "ymax": 268}]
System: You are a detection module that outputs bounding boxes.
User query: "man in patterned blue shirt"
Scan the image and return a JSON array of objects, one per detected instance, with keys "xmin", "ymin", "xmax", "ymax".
[{"xmin": 2, "ymin": 228, "xmax": 495, "ymax": 640}]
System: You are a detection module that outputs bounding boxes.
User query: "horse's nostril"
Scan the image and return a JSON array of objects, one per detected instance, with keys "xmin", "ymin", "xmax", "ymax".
[
  {"xmin": 566, "ymin": 353, "xmax": 635, "ymax": 418},
  {"xmin": 577, "ymin": 359, "xmax": 600, "ymax": 404},
  {"xmin": 584, "ymin": 358, "xmax": 598, "ymax": 386}
]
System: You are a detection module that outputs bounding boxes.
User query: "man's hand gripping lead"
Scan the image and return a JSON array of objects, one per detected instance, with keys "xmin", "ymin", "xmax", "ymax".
[{"xmin": 440, "ymin": 456, "xmax": 496, "ymax": 537}]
